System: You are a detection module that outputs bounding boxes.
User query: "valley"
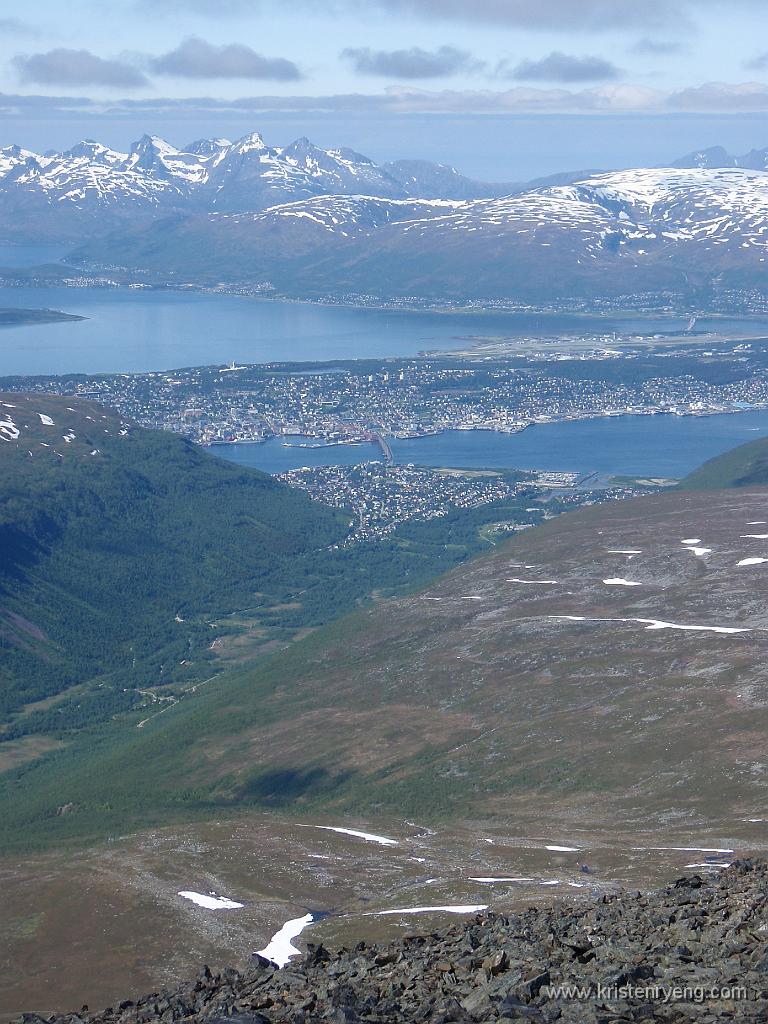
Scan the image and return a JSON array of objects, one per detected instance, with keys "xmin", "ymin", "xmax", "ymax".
[
  {"xmin": 3, "ymin": 441, "xmax": 768, "ymax": 1014},
  {"xmin": 5, "ymin": 122, "xmax": 768, "ymax": 1022}
]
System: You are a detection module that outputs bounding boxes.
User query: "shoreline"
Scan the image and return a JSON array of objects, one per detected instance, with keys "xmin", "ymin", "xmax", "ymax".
[
  {"xmin": 5, "ymin": 269, "xmax": 768, "ymax": 322},
  {"xmin": 202, "ymin": 405, "xmax": 768, "ymax": 452}
]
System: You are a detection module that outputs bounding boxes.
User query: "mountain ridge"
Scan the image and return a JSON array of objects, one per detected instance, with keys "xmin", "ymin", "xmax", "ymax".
[
  {"xmin": 0, "ymin": 131, "xmax": 521, "ymax": 243},
  {"xmin": 68, "ymin": 165, "xmax": 768, "ymax": 307}
]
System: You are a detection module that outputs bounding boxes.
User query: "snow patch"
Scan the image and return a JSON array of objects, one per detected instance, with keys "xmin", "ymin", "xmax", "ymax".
[
  {"xmin": 553, "ymin": 615, "xmax": 748, "ymax": 634},
  {"xmin": 684, "ymin": 862, "xmax": 731, "ymax": 869},
  {"xmin": 369, "ymin": 905, "xmax": 487, "ymax": 916},
  {"xmin": 254, "ymin": 913, "xmax": 314, "ymax": 967},
  {"xmin": 178, "ymin": 890, "xmax": 244, "ymax": 910},
  {"xmin": 0, "ymin": 416, "xmax": 19, "ymax": 441},
  {"xmin": 306, "ymin": 825, "xmax": 398, "ymax": 846},
  {"xmin": 469, "ymin": 877, "xmax": 536, "ymax": 883},
  {"xmin": 506, "ymin": 578, "xmax": 559, "ymax": 585}
]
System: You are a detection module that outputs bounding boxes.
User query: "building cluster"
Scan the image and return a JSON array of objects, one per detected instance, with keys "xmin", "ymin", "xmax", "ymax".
[
  {"xmin": 19, "ymin": 354, "xmax": 768, "ymax": 451},
  {"xmin": 277, "ymin": 462, "xmax": 528, "ymax": 542}
]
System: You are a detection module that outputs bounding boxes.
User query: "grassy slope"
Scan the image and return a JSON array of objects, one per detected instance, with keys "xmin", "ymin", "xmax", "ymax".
[
  {"xmin": 679, "ymin": 434, "xmax": 768, "ymax": 490},
  {"xmin": 4, "ymin": 478, "xmax": 768, "ymax": 853}
]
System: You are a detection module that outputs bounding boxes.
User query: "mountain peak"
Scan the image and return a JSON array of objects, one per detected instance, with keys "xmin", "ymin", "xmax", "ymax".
[
  {"xmin": 231, "ymin": 131, "xmax": 267, "ymax": 155},
  {"xmin": 66, "ymin": 140, "xmax": 127, "ymax": 164},
  {"xmin": 184, "ymin": 137, "xmax": 232, "ymax": 156},
  {"xmin": 131, "ymin": 134, "xmax": 179, "ymax": 155}
]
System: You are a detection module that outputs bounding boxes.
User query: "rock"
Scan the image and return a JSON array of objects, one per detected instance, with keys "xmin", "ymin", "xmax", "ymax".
[
  {"xmin": 481, "ymin": 950, "xmax": 508, "ymax": 977},
  {"xmin": 459, "ymin": 986, "xmax": 491, "ymax": 1018},
  {"xmin": 26, "ymin": 861, "xmax": 768, "ymax": 1024}
]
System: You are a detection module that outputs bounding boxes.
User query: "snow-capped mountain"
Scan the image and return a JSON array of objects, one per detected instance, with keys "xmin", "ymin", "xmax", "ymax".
[
  {"xmin": 6, "ymin": 128, "xmax": 768, "ymax": 306},
  {"xmin": 0, "ymin": 131, "xmax": 515, "ymax": 242},
  {"xmin": 72, "ymin": 165, "xmax": 768, "ymax": 306}
]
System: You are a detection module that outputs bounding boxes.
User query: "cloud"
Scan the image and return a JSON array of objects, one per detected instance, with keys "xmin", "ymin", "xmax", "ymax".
[
  {"xmin": 149, "ymin": 37, "xmax": 302, "ymax": 80},
  {"xmin": 373, "ymin": 0, "xmax": 691, "ymax": 30},
  {"xmin": 341, "ymin": 45, "xmax": 483, "ymax": 79},
  {"xmin": 667, "ymin": 81, "xmax": 768, "ymax": 111},
  {"xmin": 504, "ymin": 52, "xmax": 622, "ymax": 83},
  {"xmin": 0, "ymin": 17, "xmax": 39, "ymax": 36},
  {"xmin": 134, "ymin": 0, "xmax": 257, "ymax": 13},
  {"xmin": 744, "ymin": 53, "xmax": 768, "ymax": 72},
  {"xmin": 5, "ymin": 79, "xmax": 768, "ymax": 121},
  {"xmin": 630, "ymin": 38, "xmax": 683, "ymax": 56},
  {"xmin": 12, "ymin": 49, "xmax": 148, "ymax": 88}
]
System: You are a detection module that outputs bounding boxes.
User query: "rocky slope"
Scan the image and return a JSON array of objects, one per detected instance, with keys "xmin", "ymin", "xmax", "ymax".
[{"xmin": 28, "ymin": 861, "xmax": 768, "ymax": 1023}]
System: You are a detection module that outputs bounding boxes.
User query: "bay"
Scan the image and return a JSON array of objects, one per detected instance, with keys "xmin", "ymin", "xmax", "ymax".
[
  {"xmin": 0, "ymin": 275, "xmax": 765, "ymax": 377},
  {"xmin": 216, "ymin": 410, "xmax": 768, "ymax": 479}
]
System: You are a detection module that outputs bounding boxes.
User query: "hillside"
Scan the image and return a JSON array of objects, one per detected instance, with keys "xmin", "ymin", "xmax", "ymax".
[
  {"xmin": 34, "ymin": 860, "xmax": 768, "ymax": 1024},
  {"xmin": 0, "ymin": 392, "xmax": 353, "ymax": 741},
  {"xmin": 4, "ymin": 447, "xmax": 768, "ymax": 1014},
  {"xmin": 680, "ymin": 434, "xmax": 768, "ymax": 489},
  {"xmin": 70, "ymin": 167, "xmax": 768, "ymax": 307},
  {"xmin": 4, "ymin": 472, "xmax": 768, "ymax": 852},
  {"xmin": 0, "ymin": 393, "xmax": 541, "ymax": 765}
]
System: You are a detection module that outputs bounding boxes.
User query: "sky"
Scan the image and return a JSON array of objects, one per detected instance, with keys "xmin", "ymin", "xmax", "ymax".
[{"xmin": 2, "ymin": 0, "xmax": 768, "ymax": 179}]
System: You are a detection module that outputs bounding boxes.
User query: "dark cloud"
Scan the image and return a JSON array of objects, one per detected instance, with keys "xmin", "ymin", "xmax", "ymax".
[
  {"xmin": 13, "ymin": 49, "xmax": 148, "ymax": 88},
  {"xmin": 341, "ymin": 45, "xmax": 483, "ymax": 79},
  {"xmin": 504, "ymin": 52, "xmax": 622, "ymax": 83},
  {"xmin": 149, "ymin": 37, "xmax": 302, "ymax": 80},
  {"xmin": 630, "ymin": 38, "xmax": 683, "ymax": 55}
]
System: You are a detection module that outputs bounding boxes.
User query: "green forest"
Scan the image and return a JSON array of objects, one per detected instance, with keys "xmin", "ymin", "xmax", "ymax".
[{"xmin": 0, "ymin": 395, "xmax": 545, "ymax": 758}]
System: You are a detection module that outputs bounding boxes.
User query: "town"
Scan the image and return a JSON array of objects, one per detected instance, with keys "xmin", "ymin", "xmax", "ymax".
[
  {"xmin": 9, "ymin": 350, "xmax": 768, "ymax": 449},
  {"xmin": 9, "ymin": 348, "xmax": 759, "ymax": 537}
]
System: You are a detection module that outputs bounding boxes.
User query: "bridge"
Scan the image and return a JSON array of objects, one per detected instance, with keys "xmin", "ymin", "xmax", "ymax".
[{"xmin": 372, "ymin": 432, "xmax": 393, "ymax": 465}]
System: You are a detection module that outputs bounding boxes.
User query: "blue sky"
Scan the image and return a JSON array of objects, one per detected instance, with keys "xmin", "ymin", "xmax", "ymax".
[{"xmin": 2, "ymin": 0, "xmax": 768, "ymax": 178}]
